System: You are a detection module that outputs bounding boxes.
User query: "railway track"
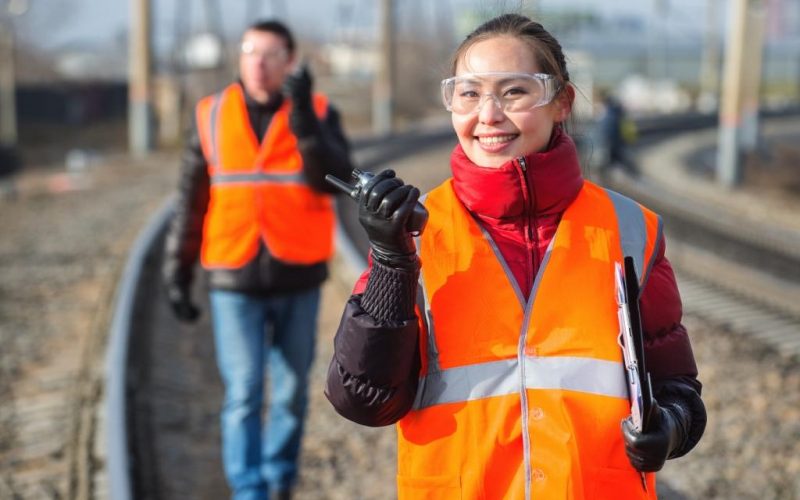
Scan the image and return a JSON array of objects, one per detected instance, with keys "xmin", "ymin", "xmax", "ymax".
[
  {"xmin": 109, "ymin": 112, "xmax": 800, "ymax": 499},
  {"xmin": 606, "ymin": 138, "xmax": 800, "ymax": 359}
]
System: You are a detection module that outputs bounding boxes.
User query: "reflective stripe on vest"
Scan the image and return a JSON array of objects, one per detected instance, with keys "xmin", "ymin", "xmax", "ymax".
[
  {"xmin": 607, "ymin": 189, "xmax": 663, "ymax": 290},
  {"xmin": 209, "ymin": 93, "xmax": 222, "ymax": 168},
  {"xmin": 195, "ymin": 83, "xmax": 335, "ymax": 268},
  {"xmin": 400, "ymin": 179, "xmax": 661, "ymax": 500},
  {"xmin": 210, "ymin": 171, "xmax": 306, "ymax": 185},
  {"xmin": 414, "ymin": 355, "xmax": 628, "ymax": 410}
]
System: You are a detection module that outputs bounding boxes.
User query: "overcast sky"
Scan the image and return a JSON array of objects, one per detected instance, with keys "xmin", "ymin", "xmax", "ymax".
[{"xmin": 13, "ymin": 0, "xmax": 715, "ymax": 53}]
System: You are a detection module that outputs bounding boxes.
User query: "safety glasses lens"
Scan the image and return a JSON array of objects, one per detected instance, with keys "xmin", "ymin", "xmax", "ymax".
[{"xmin": 441, "ymin": 73, "xmax": 557, "ymax": 114}]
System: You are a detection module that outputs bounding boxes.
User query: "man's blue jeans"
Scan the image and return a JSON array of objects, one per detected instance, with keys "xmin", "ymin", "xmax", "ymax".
[{"xmin": 209, "ymin": 287, "xmax": 320, "ymax": 500}]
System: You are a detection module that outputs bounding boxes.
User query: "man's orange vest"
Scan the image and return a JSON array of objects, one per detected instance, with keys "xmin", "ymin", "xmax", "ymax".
[
  {"xmin": 195, "ymin": 83, "xmax": 335, "ymax": 268},
  {"xmin": 399, "ymin": 179, "xmax": 662, "ymax": 500}
]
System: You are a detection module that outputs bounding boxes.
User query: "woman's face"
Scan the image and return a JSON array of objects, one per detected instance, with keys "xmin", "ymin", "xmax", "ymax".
[{"xmin": 452, "ymin": 36, "xmax": 570, "ymax": 168}]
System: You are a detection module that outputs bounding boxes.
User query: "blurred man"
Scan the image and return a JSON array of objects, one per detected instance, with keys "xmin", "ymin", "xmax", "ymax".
[{"xmin": 162, "ymin": 19, "xmax": 352, "ymax": 500}]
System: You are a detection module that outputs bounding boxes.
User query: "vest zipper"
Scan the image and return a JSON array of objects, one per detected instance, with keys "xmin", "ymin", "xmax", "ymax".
[
  {"xmin": 516, "ymin": 156, "xmax": 538, "ymax": 296},
  {"xmin": 516, "ymin": 155, "xmax": 534, "ymax": 499}
]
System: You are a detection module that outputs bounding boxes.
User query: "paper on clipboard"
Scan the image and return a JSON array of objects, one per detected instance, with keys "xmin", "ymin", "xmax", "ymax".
[{"xmin": 615, "ymin": 256, "xmax": 654, "ymax": 433}]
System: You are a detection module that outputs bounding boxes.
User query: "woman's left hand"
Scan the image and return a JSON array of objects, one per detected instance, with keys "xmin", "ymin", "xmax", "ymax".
[{"xmin": 621, "ymin": 401, "xmax": 686, "ymax": 472}]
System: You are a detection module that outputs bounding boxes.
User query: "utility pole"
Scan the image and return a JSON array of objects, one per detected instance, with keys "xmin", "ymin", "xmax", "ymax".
[
  {"xmin": 740, "ymin": 3, "xmax": 766, "ymax": 153},
  {"xmin": 128, "ymin": 0, "xmax": 154, "ymax": 155},
  {"xmin": 373, "ymin": 0, "xmax": 395, "ymax": 136},
  {"xmin": 717, "ymin": 0, "xmax": 749, "ymax": 187},
  {"xmin": 698, "ymin": 0, "xmax": 720, "ymax": 111},
  {"xmin": 434, "ymin": 0, "xmax": 454, "ymax": 66},
  {"xmin": 648, "ymin": 0, "xmax": 669, "ymax": 81},
  {"xmin": 0, "ymin": 0, "xmax": 28, "ymax": 148},
  {"xmin": 0, "ymin": 19, "xmax": 17, "ymax": 147}
]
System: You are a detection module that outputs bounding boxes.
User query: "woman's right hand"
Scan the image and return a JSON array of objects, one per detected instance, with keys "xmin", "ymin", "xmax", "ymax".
[{"xmin": 357, "ymin": 169, "xmax": 420, "ymax": 269}]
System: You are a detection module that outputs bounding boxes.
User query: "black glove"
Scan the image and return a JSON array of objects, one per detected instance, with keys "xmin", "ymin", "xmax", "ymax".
[
  {"xmin": 166, "ymin": 284, "xmax": 200, "ymax": 323},
  {"xmin": 283, "ymin": 64, "xmax": 318, "ymax": 137},
  {"xmin": 357, "ymin": 169, "xmax": 420, "ymax": 270},
  {"xmin": 621, "ymin": 400, "xmax": 688, "ymax": 472}
]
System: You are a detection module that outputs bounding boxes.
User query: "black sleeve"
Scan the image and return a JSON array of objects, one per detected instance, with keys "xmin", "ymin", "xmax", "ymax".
[
  {"xmin": 653, "ymin": 376, "xmax": 707, "ymax": 459},
  {"xmin": 162, "ymin": 115, "xmax": 210, "ymax": 290},
  {"xmin": 325, "ymin": 260, "xmax": 422, "ymax": 426},
  {"xmin": 294, "ymin": 104, "xmax": 354, "ymax": 193}
]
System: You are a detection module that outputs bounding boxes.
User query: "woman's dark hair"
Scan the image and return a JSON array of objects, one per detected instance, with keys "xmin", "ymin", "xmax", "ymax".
[
  {"xmin": 246, "ymin": 19, "xmax": 295, "ymax": 55},
  {"xmin": 450, "ymin": 14, "xmax": 570, "ymax": 90}
]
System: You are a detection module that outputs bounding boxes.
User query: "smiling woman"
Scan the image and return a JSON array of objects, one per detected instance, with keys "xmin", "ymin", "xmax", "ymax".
[{"xmin": 326, "ymin": 12, "xmax": 707, "ymax": 500}]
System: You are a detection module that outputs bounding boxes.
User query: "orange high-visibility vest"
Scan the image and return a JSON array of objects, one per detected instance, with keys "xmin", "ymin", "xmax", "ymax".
[
  {"xmin": 195, "ymin": 83, "xmax": 335, "ymax": 268},
  {"xmin": 399, "ymin": 179, "xmax": 662, "ymax": 500}
]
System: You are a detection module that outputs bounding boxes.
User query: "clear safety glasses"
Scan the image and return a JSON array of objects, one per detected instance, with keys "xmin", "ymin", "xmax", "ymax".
[
  {"xmin": 441, "ymin": 72, "xmax": 560, "ymax": 115},
  {"xmin": 240, "ymin": 41, "xmax": 288, "ymax": 65}
]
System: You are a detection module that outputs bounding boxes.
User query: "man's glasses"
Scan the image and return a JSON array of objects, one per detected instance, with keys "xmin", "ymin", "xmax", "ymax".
[
  {"xmin": 441, "ymin": 72, "xmax": 560, "ymax": 115},
  {"xmin": 240, "ymin": 41, "xmax": 288, "ymax": 64}
]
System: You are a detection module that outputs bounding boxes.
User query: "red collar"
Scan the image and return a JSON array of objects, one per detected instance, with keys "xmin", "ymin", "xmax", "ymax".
[{"xmin": 450, "ymin": 127, "xmax": 584, "ymax": 219}]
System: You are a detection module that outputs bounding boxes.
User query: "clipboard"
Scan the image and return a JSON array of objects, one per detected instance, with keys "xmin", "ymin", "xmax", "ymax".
[{"xmin": 615, "ymin": 256, "xmax": 654, "ymax": 433}]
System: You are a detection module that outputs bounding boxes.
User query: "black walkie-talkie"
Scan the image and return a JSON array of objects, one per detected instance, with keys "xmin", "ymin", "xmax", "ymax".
[{"xmin": 325, "ymin": 169, "xmax": 428, "ymax": 234}]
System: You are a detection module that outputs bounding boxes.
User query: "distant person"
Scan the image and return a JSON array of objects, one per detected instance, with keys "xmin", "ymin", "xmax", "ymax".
[
  {"xmin": 162, "ymin": 19, "xmax": 352, "ymax": 500},
  {"xmin": 598, "ymin": 90, "xmax": 640, "ymax": 178},
  {"xmin": 326, "ymin": 13, "xmax": 705, "ymax": 499}
]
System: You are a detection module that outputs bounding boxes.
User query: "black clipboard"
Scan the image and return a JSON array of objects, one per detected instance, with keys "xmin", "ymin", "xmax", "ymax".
[{"xmin": 620, "ymin": 256, "xmax": 653, "ymax": 433}]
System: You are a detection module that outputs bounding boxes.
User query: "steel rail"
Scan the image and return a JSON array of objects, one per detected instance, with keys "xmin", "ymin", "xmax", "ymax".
[{"xmin": 104, "ymin": 197, "xmax": 175, "ymax": 500}]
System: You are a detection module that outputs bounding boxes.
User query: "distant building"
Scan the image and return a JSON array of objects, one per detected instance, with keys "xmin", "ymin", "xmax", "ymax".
[
  {"xmin": 14, "ymin": 42, "xmax": 127, "ymax": 127},
  {"xmin": 54, "ymin": 47, "xmax": 126, "ymax": 82},
  {"xmin": 324, "ymin": 43, "xmax": 379, "ymax": 80}
]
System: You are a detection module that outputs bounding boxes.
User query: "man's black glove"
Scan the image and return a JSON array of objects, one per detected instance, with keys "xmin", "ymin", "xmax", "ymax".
[
  {"xmin": 282, "ymin": 64, "xmax": 318, "ymax": 138},
  {"xmin": 621, "ymin": 400, "xmax": 688, "ymax": 472},
  {"xmin": 166, "ymin": 284, "xmax": 200, "ymax": 323},
  {"xmin": 357, "ymin": 169, "xmax": 420, "ymax": 270}
]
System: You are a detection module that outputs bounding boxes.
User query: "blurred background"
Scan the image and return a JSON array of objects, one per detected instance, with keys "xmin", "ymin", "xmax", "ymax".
[
  {"xmin": 1, "ymin": 0, "xmax": 800, "ymax": 499},
  {"xmin": 1, "ymin": 0, "xmax": 798, "ymax": 161}
]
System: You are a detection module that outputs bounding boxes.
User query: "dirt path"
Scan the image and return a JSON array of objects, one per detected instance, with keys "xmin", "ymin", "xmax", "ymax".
[{"xmin": 0, "ymin": 153, "xmax": 176, "ymax": 498}]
